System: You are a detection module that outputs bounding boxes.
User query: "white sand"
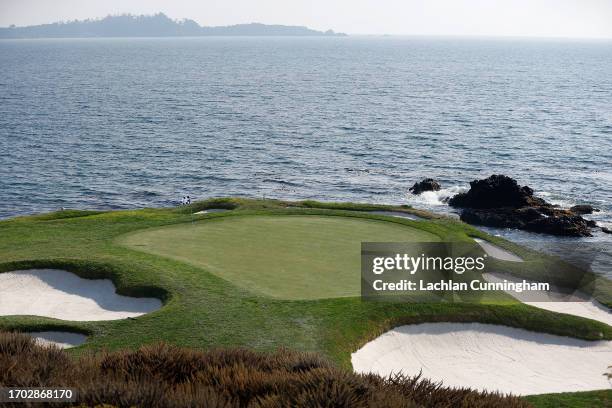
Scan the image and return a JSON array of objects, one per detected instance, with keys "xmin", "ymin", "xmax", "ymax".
[
  {"xmin": 353, "ymin": 241, "xmax": 612, "ymax": 395},
  {"xmin": 484, "ymin": 272, "xmax": 612, "ymax": 326},
  {"xmin": 352, "ymin": 322, "xmax": 612, "ymax": 395},
  {"xmin": 194, "ymin": 209, "xmax": 230, "ymax": 215},
  {"xmin": 0, "ymin": 269, "xmax": 161, "ymax": 321},
  {"xmin": 369, "ymin": 210, "xmax": 423, "ymax": 220},
  {"xmin": 473, "ymin": 238, "xmax": 523, "ymax": 262},
  {"xmin": 27, "ymin": 331, "xmax": 87, "ymax": 349}
]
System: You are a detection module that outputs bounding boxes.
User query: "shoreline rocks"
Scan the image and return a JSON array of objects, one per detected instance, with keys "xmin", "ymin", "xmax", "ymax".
[
  {"xmin": 409, "ymin": 178, "xmax": 441, "ymax": 195},
  {"xmin": 448, "ymin": 175, "xmax": 596, "ymax": 237},
  {"xmin": 570, "ymin": 205, "xmax": 600, "ymax": 215}
]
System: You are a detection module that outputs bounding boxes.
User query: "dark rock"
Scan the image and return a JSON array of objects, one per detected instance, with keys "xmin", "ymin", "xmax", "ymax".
[
  {"xmin": 570, "ymin": 205, "xmax": 599, "ymax": 215},
  {"xmin": 409, "ymin": 178, "xmax": 441, "ymax": 195},
  {"xmin": 525, "ymin": 215, "xmax": 592, "ymax": 237},
  {"xmin": 459, "ymin": 208, "xmax": 592, "ymax": 237},
  {"xmin": 460, "ymin": 208, "xmax": 521, "ymax": 229},
  {"xmin": 449, "ymin": 174, "xmax": 545, "ymax": 209},
  {"xmin": 450, "ymin": 175, "xmax": 594, "ymax": 237},
  {"xmin": 515, "ymin": 207, "xmax": 546, "ymax": 223},
  {"xmin": 602, "ymin": 227, "xmax": 612, "ymax": 234}
]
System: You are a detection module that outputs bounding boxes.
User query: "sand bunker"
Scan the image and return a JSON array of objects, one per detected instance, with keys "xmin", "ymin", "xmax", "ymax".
[
  {"xmin": 194, "ymin": 208, "xmax": 230, "ymax": 215},
  {"xmin": 369, "ymin": 211, "xmax": 423, "ymax": 221},
  {"xmin": 27, "ymin": 331, "xmax": 87, "ymax": 349},
  {"xmin": 473, "ymin": 238, "xmax": 523, "ymax": 262},
  {"xmin": 0, "ymin": 269, "xmax": 161, "ymax": 321},
  {"xmin": 352, "ymin": 322, "xmax": 612, "ymax": 395},
  {"xmin": 484, "ymin": 272, "xmax": 612, "ymax": 326},
  {"xmin": 354, "ymin": 244, "xmax": 611, "ymax": 395}
]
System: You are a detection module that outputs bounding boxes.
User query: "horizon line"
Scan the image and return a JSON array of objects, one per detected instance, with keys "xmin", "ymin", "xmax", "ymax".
[
  {"xmin": 1, "ymin": 32, "xmax": 611, "ymax": 41},
  {"xmin": 2, "ymin": 12, "xmax": 611, "ymax": 41}
]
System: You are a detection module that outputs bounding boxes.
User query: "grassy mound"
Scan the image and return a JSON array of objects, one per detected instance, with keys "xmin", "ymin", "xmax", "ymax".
[
  {"xmin": 0, "ymin": 198, "xmax": 610, "ymax": 405},
  {"xmin": 0, "ymin": 331, "xmax": 530, "ymax": 408},
  {"xmin": 119, "ymin": 215, "xmax": 438, "ymax": 299}
]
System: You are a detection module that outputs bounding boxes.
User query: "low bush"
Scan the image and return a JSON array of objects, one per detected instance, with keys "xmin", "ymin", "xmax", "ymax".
[{"xmin": 0, "ymin": 332, "xmax": 530, "ymax": 407}]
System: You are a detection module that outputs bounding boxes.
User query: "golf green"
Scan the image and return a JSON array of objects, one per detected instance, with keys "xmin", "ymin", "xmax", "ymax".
[{"xmin": 120, "ymin": 215, "xmax": 439, "ymax": 299}]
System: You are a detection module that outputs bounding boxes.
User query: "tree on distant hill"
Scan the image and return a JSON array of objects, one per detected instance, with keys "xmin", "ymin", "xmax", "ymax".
[{"xmin": 0, "ymin": 13, "xmax": 347, "ymax": 38}]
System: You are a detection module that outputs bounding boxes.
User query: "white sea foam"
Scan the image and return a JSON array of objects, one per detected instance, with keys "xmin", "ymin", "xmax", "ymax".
[
  {"xmin": 599, "ymin": 220, "xmax": 612, "ymax": 229},
  {"xmin": 534, "ymin": 191, "xmax": 576, "ymax": 209},
  {"xmin": 406, "ymin": 185, "xmax": 467, "ymax": 207}
]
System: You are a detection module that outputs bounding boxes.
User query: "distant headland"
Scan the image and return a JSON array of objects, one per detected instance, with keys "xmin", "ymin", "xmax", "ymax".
[{"xmin": 0, "ymin": 13, "xmax": 347, "ymax": 39}]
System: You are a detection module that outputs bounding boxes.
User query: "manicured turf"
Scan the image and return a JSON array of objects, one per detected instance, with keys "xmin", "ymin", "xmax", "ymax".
[
  {"xmin": 120, "ymin": 215, "xmax": 438, "ymax": 299},
  {"xmin": 0, "ymin": 198, "xmax": 610, "ymax": 405},
  {"xmin": 525, "ymin": 390, "xmax": 611, "ymax": 407}
]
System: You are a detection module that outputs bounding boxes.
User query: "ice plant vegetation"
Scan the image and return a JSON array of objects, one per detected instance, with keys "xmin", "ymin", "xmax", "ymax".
[{"xmin": 0, "ymin": 331, "xmax": 531, "ymax": 408}]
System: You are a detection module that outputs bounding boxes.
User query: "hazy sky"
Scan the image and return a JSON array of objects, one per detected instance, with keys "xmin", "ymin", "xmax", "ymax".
[{"xmin": 1, "ymin": 0, "xmax": 612, "ymax": 38}]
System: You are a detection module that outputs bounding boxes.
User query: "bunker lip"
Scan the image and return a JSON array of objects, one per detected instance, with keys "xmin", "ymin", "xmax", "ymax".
[
  {"xmin": 194, "ymin": 208, "xmax": 231, "ymax": 215},
  {"xmin": 352, "ymin": 322, "xmax": 612, "ymax": 396},
  {"xmin": 354, "ymin": 242, "xmax": 611, "ymax": 395},
  {"xmin": 473, "ymin": 237, "xmax": 523, "ymax": 262},
  {"xmin": 368, "ymin": 210, "xmax": 423, "ymax": 221},
  {"xmin": 26, "ymin": 331, "xmax": 87, "ymax": 349},
  {"xmin": 0, "ymin": 269, "xmax": 162, "ymax": 321}
]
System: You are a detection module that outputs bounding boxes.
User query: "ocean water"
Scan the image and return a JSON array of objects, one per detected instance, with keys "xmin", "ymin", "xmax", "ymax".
[{"xmin": 1, "ymin": 37, "xmax": 611, "ymax": 248}]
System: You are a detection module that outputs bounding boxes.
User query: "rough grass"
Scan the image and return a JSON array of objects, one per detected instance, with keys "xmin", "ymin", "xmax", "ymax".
[
  {"xmin": 0, "ymin": 198, "xmax": 610, "ymax": 404},
  {"xmin": 524, "ymin": 390, "xmax": 611, "ymax": 408},
  {"xmin": 0, "ymin": 331, "xmax": 531, "ymax": 408}
]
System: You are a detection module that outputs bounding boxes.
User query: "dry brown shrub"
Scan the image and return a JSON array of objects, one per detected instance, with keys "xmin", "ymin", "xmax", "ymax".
[{"xmin": 0, "ymin": 332, "xmax": 531, "ymax": 408}]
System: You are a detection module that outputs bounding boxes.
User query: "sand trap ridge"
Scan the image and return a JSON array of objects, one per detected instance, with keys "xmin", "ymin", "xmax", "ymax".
[
  {"xmin": 369, "ymin": 211, "xmax": 423, "ymax": 221},
  {"xmin": 353, "ymin": 238, "xmax": 612, "ymax": 395},
  {"xmin": 0, "ymin": 269, "xmax": 161, "ymax": 321},
  {"xmin": 352, "ymin": 322, "xmax": 612, "ymax": 395},
  {"xmin": 484, "ymin": 272, "xmax": 612, "ymax": 326},
  {"xmin": 27, "ymin": 331, "xmax": 87, "ymax": 349},
  {"xmin": 194, "ymin": 208, "xmax": 230, "ymax": 215}
]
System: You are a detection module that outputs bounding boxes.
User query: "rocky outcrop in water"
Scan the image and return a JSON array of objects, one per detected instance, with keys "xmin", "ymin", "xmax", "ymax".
[
  {"xmin": 570, "ymin": 205, "xmax": 600, "ymax": 215},
  {"xmin": 409, "ymin": 178, "xmax": 441, "ymax": 195},
  {"xmin": 448, "ymin": 175, "xmax": 542, "ymax": 208},
  {"xmin": 449, "ymin": 175, "xmax": 595, "ymax": 237}
]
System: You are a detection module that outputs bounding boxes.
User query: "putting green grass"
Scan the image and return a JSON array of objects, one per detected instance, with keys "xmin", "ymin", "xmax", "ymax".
[
  {"xmin": 119, "ymin": 215, "xmax": 438, "ymax": 300},
  {"xmin": 0, "ymin": 198, "xmax": 610, "ymax": 405}
]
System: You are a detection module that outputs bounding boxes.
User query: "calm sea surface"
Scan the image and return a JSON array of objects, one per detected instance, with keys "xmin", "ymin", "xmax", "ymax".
[{"xmin": 1, "ymin": 37, "xmax": 611, "ymax": 251}]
